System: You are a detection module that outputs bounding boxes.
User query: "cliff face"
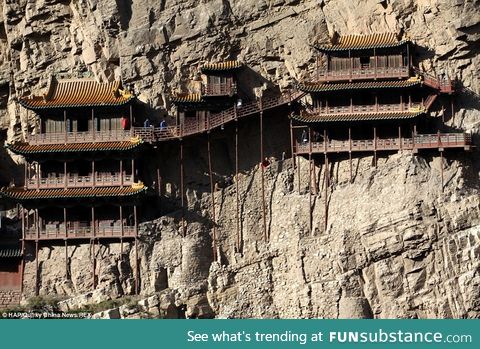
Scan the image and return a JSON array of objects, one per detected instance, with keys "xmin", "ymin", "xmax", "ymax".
[{"xmin": 1, "ymin": 0, "xmax": 480, "ymax": 318}]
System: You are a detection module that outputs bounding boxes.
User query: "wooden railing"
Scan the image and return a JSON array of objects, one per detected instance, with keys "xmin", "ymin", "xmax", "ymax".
[
  {"xmin": 131, "ymin": 90, "xmax": 305, "ymax": 143},
  {"xmin": 26, "ymin": 173, "xmax": 133, "ymax": 190},
  {"xmin": 24, "ymin": 222, "xmax": 136, "ymax": 240},
  {"xmin": 316, "ymin": 66, "xmax": 409, "ymax": 82},
  {"xmin": 295, "ymin": 133, "xmax": 471, "ymax": 155},
  {"xmin": 202, "ymin": 82, "xmax": 237, "ymax": 96},
  {"xmin": 27, "ymin": 130, "xmax": 133, "ymax": 145},
  {"xmin": 305, "ymin": 102, "xmax": 424, "ymax": 116},
  {"xmin": 414, "ymin": 68, "xmax": 454, "ymax": 93},
  {"xmin": 24, "ymin": 91, "xmax": 302, "ymax": 146}
]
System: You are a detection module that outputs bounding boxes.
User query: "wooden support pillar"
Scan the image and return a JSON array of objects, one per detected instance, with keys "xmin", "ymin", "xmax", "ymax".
[
  {"xmin": 180, "ymin": 140, "xmax": 185, "ymax": 236},
  {"xmin": 290, "ymin": 119, "xmax": 295, "ymax": 165},
  {"xmin": 132, "ymin": 159, "xmax": 135, "ymax": 182},
  {"xmin": 64, "ymin": 161, "xmax": 67, "ymax": 189},
  {"xmin": 36, "ymin": 162, "xmax": 40, "ymax": 191},
  {"xmin": 134, "ymin": 205, "xmax": 139, "ymax": 295},
  {"xmin": 24, "ymin": 162, "xmax": 27, "ymax": 189},
  {"xmin": 373, "ymin": 126, "xmax": 377, "ymax": 167},
  {"xmin": 36, "ymin": 208, "xmax": 40, "ymax": 240},
  {"xmin": 349, "ymin": 127, "xmax": 353, "ymax": 183},
  {"xmin": 91, "ymin": 206, "xmax": 96, "ymax": 290},
  {"xmin": 64, "ymin": 110, "xmax": 67, "ymax": 142},
  {"xmin": 398, "ymin": 125, "xmax": 402, "ymax": 151},
  {"xmin": 64, "ymin": 207, "xmax": 67, "ymax": 279},
  {"xmin": 451, "ymin": 98, "xmax": 455, "ymax": 123},
  {"xmin": 120, "ymin": 160, "xmax": 124, "ymax": 187},
  {"xmin": 91, "ymin": 108, "xmax": 95, "ymax": 140},
  {"xmin": 440, "ymin": 151, "xmax": 444, "ymax": 192},
  {"xmin": 92, "ymin": 160, "xmax": 95, "ymax": 187},
  {"xmin": 120, "ymin": 205, "xmax": 124, "ymax": 238},
  {"xmin": 129, "ymin": 104, "xmax": 133, "ymax": 130},
  {"xmin": 65, "ymin": 240, "xmax": 68, "ymax": 281},
  {"xmin": 207, "ymin": 134, "xmax": 217, "ymax": 262},
  {"xmin": 308, "ymin": 126, "xmax": 313, "ymax": 235},
  {"xmin": 324, "ymin": 153, "xmax": 329, "ymax": 232},
  {"xmin": 35, "ymin": 240, "xmax": 39, "ymax": 296},
  {"xmin": 259, "ymin": 97, "xmax": 267, "ymax": 242},
  {"xmin": 235, "ymin": 117, "xmax": 241, "ymax": 253}
]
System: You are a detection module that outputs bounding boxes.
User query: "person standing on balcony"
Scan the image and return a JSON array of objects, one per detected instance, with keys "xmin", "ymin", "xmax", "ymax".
[
  {"xmin": 121, "ymin": 115, "xmax": 129, "ymax": 130},
  {"xmin": 160, "ymin": 119, "xmax": 167, "ymax": 130},
  {"xmin": 143, "ymin": 118, "xmax": 150, "ymax": 128},
  {"xmin": 301, "ymin": 130, "xmax": 308, "ymax": 144}
]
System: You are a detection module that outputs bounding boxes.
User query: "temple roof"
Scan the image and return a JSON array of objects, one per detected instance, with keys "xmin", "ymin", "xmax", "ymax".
[
  {"xmin": 297, "ymin": 78, "xmax": 421, "ymax": 93},
  {"xmin": 19, "ymin": 77, "xmax": 134, "ymax": 110},
  {"xmin": 200, "ymin": 61, "xmax": 243, "ymax": 72},
  {"xmin": 170, "ymin": 93, "xmax": 203, "ymax": 104},
  {"xmin": 0, "ymin": 246, "xmax": 22, "ymax": 258},
  {"xmin": 315, "ymin": 33, "xmax": 409, "ymax": 52},
  {"xmin": 292, "ymin": 110, "xmax": 424, "ymax": 123},
  {"xmin": 6, "ymin": 139, "xmax": 143, "ymax": 156},
  {"xmin": 1, "ymin": 184, "xmax": 147, "ymax": 201}
]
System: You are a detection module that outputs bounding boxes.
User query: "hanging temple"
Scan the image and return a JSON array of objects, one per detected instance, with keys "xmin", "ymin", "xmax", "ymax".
[{"xmin": 0, "ymin": 33, "xmax": 472, "ymax": 307}]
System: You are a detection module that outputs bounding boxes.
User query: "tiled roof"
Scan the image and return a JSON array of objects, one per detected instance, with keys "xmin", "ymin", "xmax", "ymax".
[
  {"xmin": 201, "ymin": 61, "xmax": 243, "ymax": 72},
  {"xmin": 0, "ymin": 247, "xmax": 22, "ymax": 258},
  {"xmin": 292, "ymin": 110, "xmax": 424, "ymax": 123},
  {"xmin": 1, "ymin": 184, "xmax": 147, "ymax": 201},
  {"xmin": 19, "ymin": 77, "xmax": 134, "ymax": 110},
  {"xmin": 315, "ymin": 33, "xmax": 409, "ymax": 51},
  {"xmin": 170, "ymin": 93, "xmax": 203, "ymax": 104},
  {"xmin": 297, "ymin": 78, "xmax": 421, "ymax": 93},
  {"xmin": 6, "ymin": 139, "xmax": 143, "ymax": 156}
]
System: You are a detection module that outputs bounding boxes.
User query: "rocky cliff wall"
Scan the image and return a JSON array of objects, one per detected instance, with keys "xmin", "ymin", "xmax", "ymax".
[{"xmin": 1, "ymin": 0, "xmax": 480, "ymax": 318}]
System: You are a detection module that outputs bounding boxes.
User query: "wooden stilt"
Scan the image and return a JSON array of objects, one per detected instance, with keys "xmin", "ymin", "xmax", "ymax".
[
  {"xmin": 35, "ymin": 240, "xmax": 39, "ymax": 296},
  {"xmin": 324, "ymin": 153, "xmax": 329, "ymax": 232},
  {"xmin": 235, "ymin": 117, "xmax": 241, "ymax": 253},
  {"xmin": 180, "ymin": 140, "xmax": 185, "ymax": 236},
  {"xmin": 65, "ymin": 240, "xmax": 68, "ymax": 280},
  {"xmin": 134, "ymin": 205, "xmax": 139, "ymax": 295},
  {"xmin": 207, "ymin": 134, "xmax": 217, "ymax": 262},
  {"xmin": 373, "ymin": 126, "xmax": 377, "ymax": 167},
  {"xmin": 259, "ymin": 98, "xmax": 267, "ymax": 242},
  {"xmin": 290, "ymin": 119, "xmax": 295, "ymax": 164},
  {"xmin": 451, "ymin": 98, "xmax": 455, "ymax": 124},
  {"xmin": 91, "ymin": 206, "xmax": 96, "ymax": 290},
  {"xmin": 440, "ymin": 150, "xmax": 444, "ymax": 192},
  {"xmin": 64, "ymin": 207, "xmax": 68, "ymax": 280},
  {"xmin": 349, "ymin": 127, "xmax": 352, "ymax": 183},
  {"xmin": 308, "ymin": 127, "xmax": 313, "ymax": 235}
]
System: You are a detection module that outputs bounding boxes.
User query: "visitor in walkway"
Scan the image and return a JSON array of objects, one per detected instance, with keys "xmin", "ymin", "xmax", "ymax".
[
  {"xmin": 121, "ymin": 116, "xmax": 129, "ymax": 130},
  {"xmin": 301, "ymin": 130, "xmax": 308, "ymax": 143},
  {"xmin": 160, "ymin": 119, "xmax": 167, "ymax": 130}
]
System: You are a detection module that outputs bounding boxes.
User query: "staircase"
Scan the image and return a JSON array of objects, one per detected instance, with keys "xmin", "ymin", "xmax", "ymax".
[{"xmin": 133, "ymin": 90, "xmax": 306, "ymax": 143}]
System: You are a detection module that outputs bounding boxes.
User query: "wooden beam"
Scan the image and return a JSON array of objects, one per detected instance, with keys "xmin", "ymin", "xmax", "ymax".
[
  {"xmin": 235, "ymin": 115, "xmax": 241, "ymax": 253},
  {"xmin": 134, "ymin": 205, "xmax": 139, "ymax": 295},
  {"xmin": 180, "ymin": 140, "xmax": 185, "ymax": 236},
  {"xmin": 207, "ymin": 135, "xmax": 217, "ymax": 262},
  {"xmin": 259, "ymin": 97, "xmax": 267, "ymax": 242}
]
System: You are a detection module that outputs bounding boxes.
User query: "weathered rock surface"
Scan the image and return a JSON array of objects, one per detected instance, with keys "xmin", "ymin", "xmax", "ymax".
[{"xmin": 1, "ymin": 0, "xmax": 480, "ymax": 318}]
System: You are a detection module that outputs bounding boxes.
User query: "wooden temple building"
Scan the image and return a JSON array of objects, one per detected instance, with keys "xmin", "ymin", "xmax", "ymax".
[
  {"xmin": 291, "ymin": 32, "xmax": 472, "ymax": 231},
  {"xmin": 0, "ymin": 34, "xmax": 474, "ymax": 306},
  {"xmin": 1, "ymin": 77, "xmax": 147, "ymax": 295}
]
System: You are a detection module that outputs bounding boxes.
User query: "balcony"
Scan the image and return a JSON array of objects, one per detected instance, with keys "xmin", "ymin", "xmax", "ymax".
[
  {"xmin": 306, "ymin": 102, "xmax": 424, "ymax": 116},
  {"xmin": 294, "ymin": 133, "xmax": 471, "ymax": 155},
  {"xmin": 24, "ymin": 221, "xmax": 136, "ymax": 240},
  {"xmin": 315, "ymin": 66, "xmax": 410, "ymax": 83},
  {"xmin": 27, "ymin": 130, "xmax": 133, "ymax": 145},
  {"xmin": 201, "ymin": 82, "xmax": 237, "ymax": 96},
  {"xmin": 26, "ymin": 173, "xmax": 134, "ymax": 190}
]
